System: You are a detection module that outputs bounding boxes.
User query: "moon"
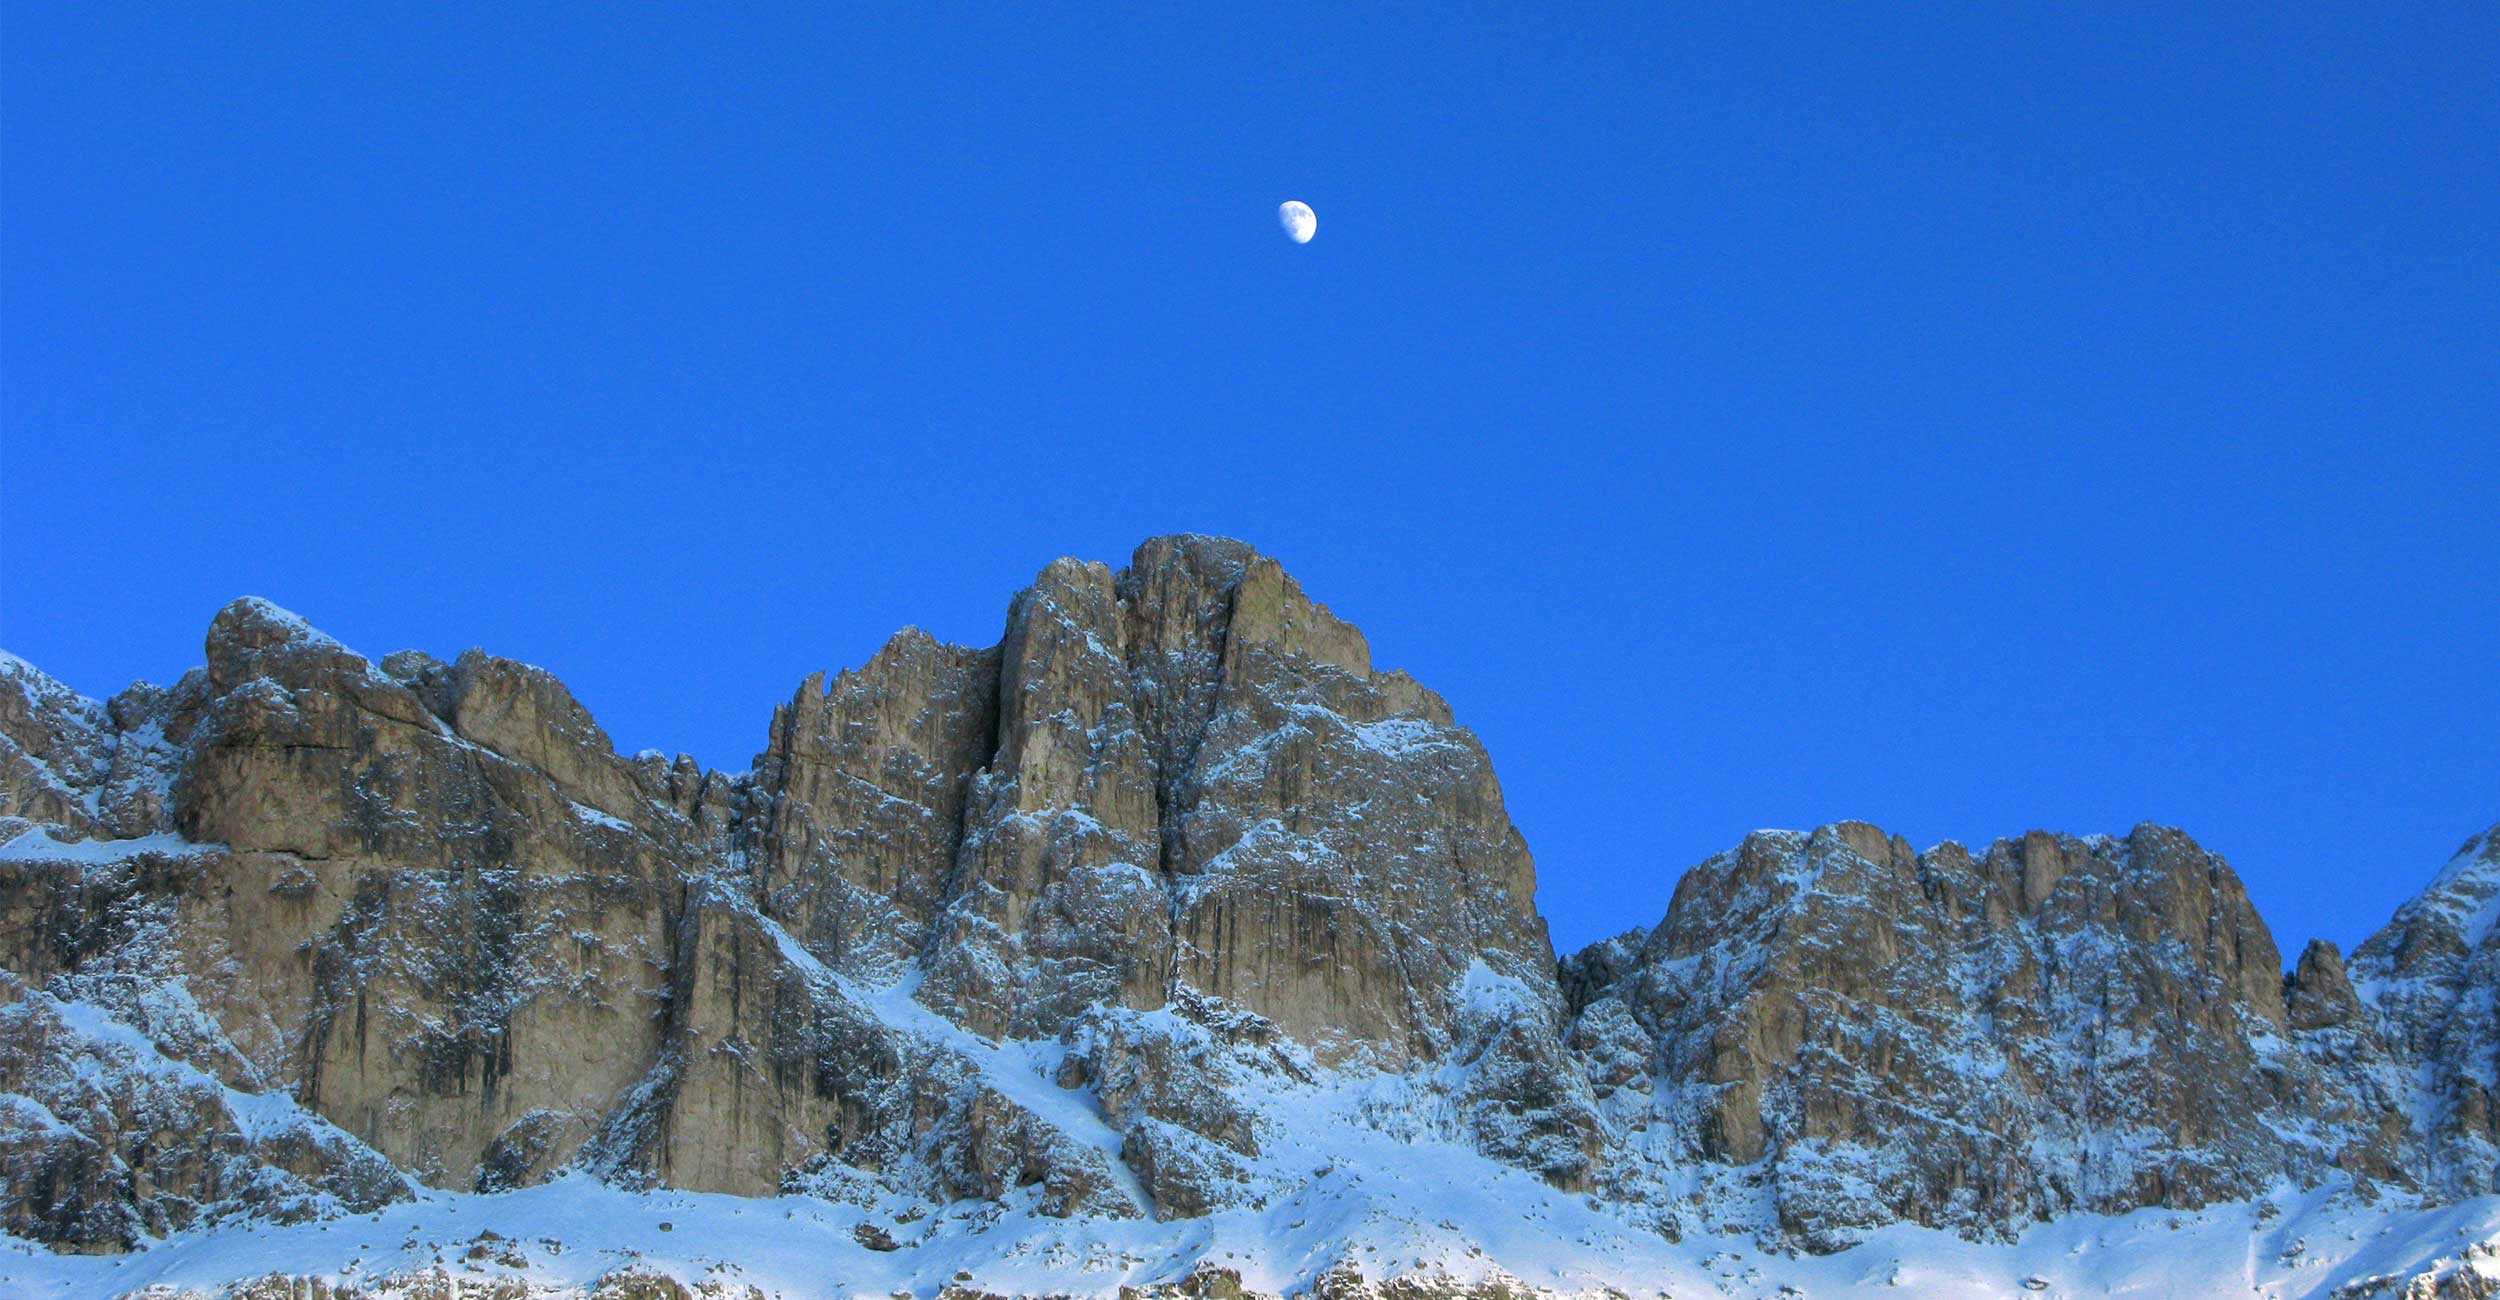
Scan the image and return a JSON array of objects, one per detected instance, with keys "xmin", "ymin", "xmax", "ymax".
[{"xmin": 1278, "ymin": 200, "xmax": 1317, "ymax": 244}]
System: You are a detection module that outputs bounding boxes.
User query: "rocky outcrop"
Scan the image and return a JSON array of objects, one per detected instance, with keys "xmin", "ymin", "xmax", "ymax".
[
  {"xmin": 2349, "ymin": 823, "xmax": 2500, "ymax": 1198},
  {"xmin": 0, "ymin": 972, "xmax": 404, "ymax": 1252},
  {"xmin": 0, "ymin": 534, "xmax": 2494, "ymax": 1269},
  {"xmin": 738, "ymin": 537, "xmax": 1600, "ymax": 1197},
  {"xmin": 0, "ymin": 654, "xmax": 112, "ymax": 839},
  {"xmin": 748, "ymin": 629, "xmax": 998, "ymax": 984},
  {"xmin": 592, "ymin": 880, "xmax": 1142, "ymax": 1215},
  {"xmin": 1561, "ymin": 820, "xmax": 2410, "ymax": 1250},
  {"xmin": 0, "ymin": 537, "xmax": 1600, "ymax": 1252},
  {"xmin": 173, "ymin": 600, "xmax": 706, "ymax": 1189}
]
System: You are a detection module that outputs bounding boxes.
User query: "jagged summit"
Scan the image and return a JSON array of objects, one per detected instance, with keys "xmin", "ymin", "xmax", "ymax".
[
  {"xmin": 1560, "ymin": 819, "xmax": 2385, "ymax": 1250},
  {"xmin": 0, "ymin": 541, "xmax": 2495, "ymax": 1297},
  {"xmin": 2348, "ymin": 820, "xmax": 2500, "ymax": 1199},
  {"xmin": 2362, "ymin": 823, "xmax": 2500, "ymax": 964}
]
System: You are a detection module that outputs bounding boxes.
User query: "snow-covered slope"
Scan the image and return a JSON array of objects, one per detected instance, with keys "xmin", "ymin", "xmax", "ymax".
[{"xmin": 4, "ymin": 961, "xmax": 2497, "ymax": 1299}]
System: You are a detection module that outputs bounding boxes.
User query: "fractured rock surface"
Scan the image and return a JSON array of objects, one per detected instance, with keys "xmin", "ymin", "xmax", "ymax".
[
  {"xmin": 0, "ymin": 535, "xmax": 2493, "ymax": 1275},
  {"xmin": 1561, "ymin": 821, "xmax": 2415, "ymax": 1249}
]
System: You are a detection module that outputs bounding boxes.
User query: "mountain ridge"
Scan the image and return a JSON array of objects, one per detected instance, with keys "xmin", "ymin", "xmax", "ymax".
[{"xmin": 1, "ymin": 534, "xmax": 2494, "ymax": 1298}]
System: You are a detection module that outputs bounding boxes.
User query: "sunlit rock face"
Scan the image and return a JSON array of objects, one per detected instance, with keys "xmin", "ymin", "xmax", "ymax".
[
  {"xmin": 0, "ymin": 535, "xmax": 2492, "ymax": 1267},
  {"xmin": 0, "ymin": 536, "xmax": 1598, "ymax": 1244}
]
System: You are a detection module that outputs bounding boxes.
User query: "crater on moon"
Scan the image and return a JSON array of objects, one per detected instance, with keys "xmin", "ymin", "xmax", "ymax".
[{"xmin": 1279, "ymin": 200, "xmax": 1317, "ymax": 244}]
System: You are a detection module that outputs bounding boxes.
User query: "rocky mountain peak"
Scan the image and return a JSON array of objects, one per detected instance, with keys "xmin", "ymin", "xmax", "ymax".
[
  {"xmin": 1, "ymin": 542, "xmax": 2496, "ymax": 1295},
  {"xmin": 2347, "ymin": 820, "xmax": 2500, "ymax": 1196},
  {"xmin": 1562, "ymin": 817, "xmax": 2374, "ymax": 1249},
  {"xmin": 2358, "ymin": 824, "xmax": 2500, "ymax": 985},
  {"xmin": 200, "ymin": 595, "xmax": 381, "ymax": 697},
  {"xmin": 0, "ymin": 652, "xmax": 111, "ymax": 839},
  {"xmin": 2287, "ymin": 935, "xmax": 2369, "ymax": 1031}
]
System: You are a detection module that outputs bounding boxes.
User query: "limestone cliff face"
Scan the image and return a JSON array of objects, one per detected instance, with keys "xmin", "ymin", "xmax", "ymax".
[
  {"xmin": 0, "ymin": 537, "xmax": 1596, "ymax": 1245},
  {"xmin": 889, "ymin": 540, "xmax": 1563, "ymax": 1061},
  {"xmin": 734, "ymin": 538, "xmax": 1598, "ymax": 1197},
  {"xmin": 749, "ymin": 628, "xmax": 998, "ymax": 984},
  {"xmin": 0, "ymin": 536, "xmax": 2493, "ymax": 1261},
  {"xmin": 1559, "ymin": 821, "xmax": 2415, "ymax": 1250},
  {"xmin": 174, "ymin": 601, "xmax": 699, "ymax": 1192}
]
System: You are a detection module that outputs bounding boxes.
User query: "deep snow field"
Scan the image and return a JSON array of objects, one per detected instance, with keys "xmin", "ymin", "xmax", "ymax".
[{"xmin": 8, "ymin": 1162, "xmax": 2498, "ymax": 1299}]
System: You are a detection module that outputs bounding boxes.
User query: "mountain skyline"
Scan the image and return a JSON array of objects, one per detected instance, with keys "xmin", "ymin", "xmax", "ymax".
[
  {"xmin": 10, "ymin": 6, "xmax": 2497, "ymax": 967},
  {"xmin": 4, "ymin": 534, "xmax": 2497, "ymax": 1298},
  {"xmin": 14, "ymin": 552, "xmax": 2480, "ymax": 970},
  {"xmin": 10, "ymin": 4, "xmax": 2497, "ymax": 1296}
]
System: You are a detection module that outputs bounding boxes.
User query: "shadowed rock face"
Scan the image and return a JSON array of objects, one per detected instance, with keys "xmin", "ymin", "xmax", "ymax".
[
  {"xmin": 1560, "ymin": 821, "xmax": 2433, "ymax": 1250},
  {"xmin": 2349, "ymin": 824, "xmax": 2500, "ymax": 1196},
  {"xmin": 0, "ymin": 655, "xmax": 113, "ymax": 839},
  {"xmin": 0, "ymin": 535, "xmax": 2491, "ymax": 1257}
]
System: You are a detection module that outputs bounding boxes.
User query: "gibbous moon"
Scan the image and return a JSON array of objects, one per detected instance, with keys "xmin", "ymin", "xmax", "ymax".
[{"xmin": 1279, "ymin": 200, "xmax": 1317, "ymax": 244}]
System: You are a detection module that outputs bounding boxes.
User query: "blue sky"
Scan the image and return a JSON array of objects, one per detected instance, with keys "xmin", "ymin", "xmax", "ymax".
[{"xmin": 6, "ymin": 5, "xmax": 2495, "ymax": 957}]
